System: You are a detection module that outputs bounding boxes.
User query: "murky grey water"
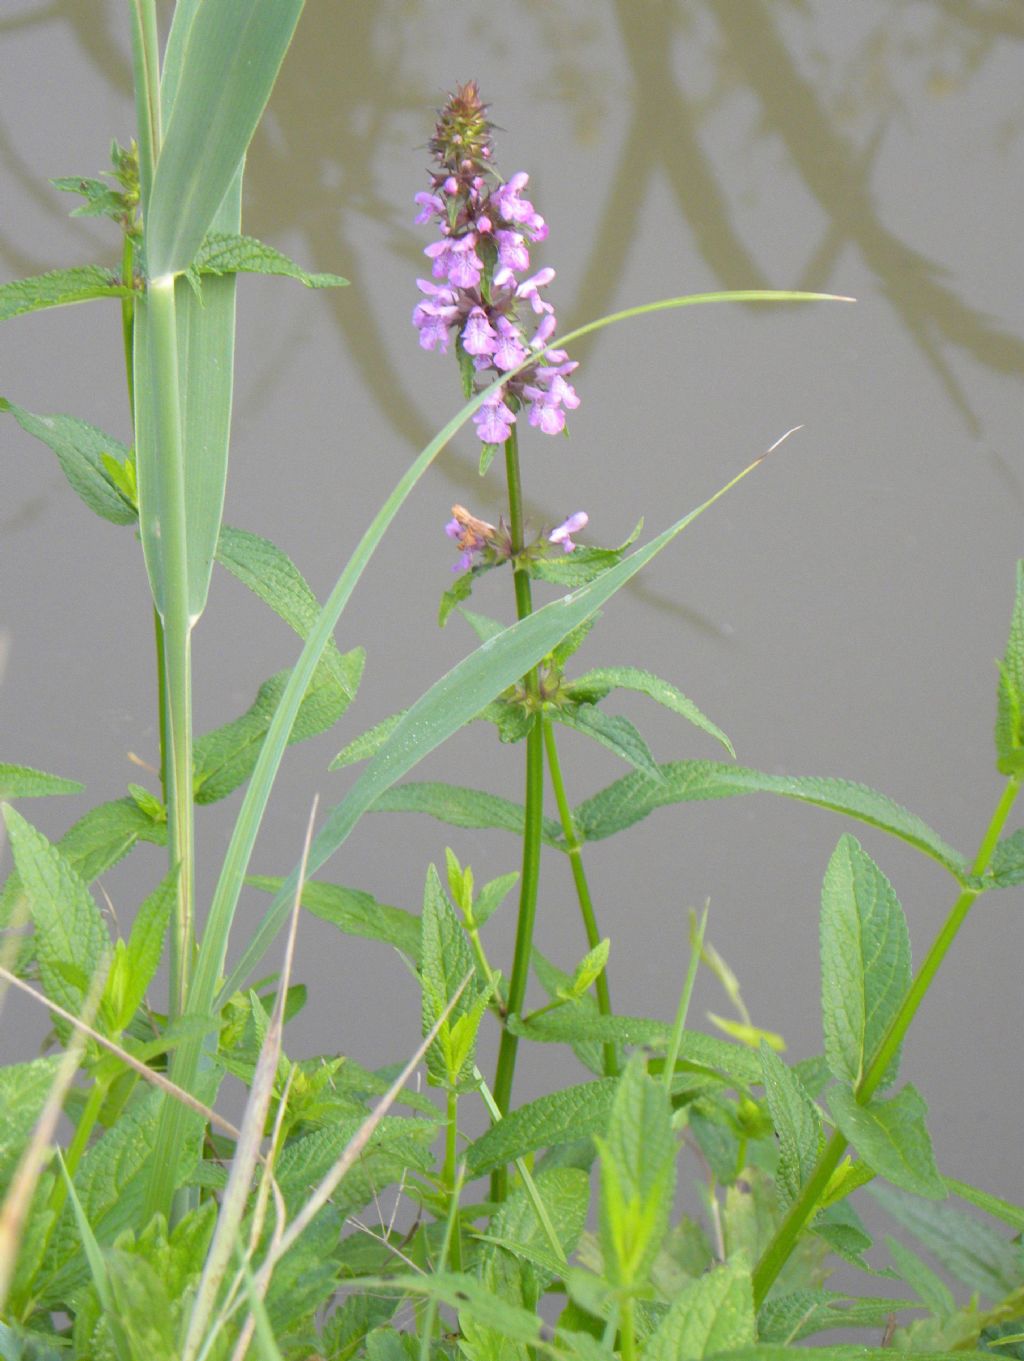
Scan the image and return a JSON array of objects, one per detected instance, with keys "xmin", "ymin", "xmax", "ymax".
[{"xmin": 1, "ymin": 1, "xmax": 1022, "ymax": 1202}]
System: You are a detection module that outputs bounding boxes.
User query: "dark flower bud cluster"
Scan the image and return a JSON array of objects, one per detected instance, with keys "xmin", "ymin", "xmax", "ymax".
[{"xmin": 413, "ymin": 81, "xmax": 580, "ymax": 451}]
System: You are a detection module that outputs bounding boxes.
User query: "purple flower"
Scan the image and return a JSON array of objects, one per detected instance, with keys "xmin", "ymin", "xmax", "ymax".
[
  {"xmin": 549, "ymin": 512, "xmax": 588, "ymax": 553},
  {"xmin": 462, "ymin": 306, "xmax": 497, "ymax": 357},
  {"xmin": 473, "ymin": 388, "xmax": 516, "ymax": 444}
]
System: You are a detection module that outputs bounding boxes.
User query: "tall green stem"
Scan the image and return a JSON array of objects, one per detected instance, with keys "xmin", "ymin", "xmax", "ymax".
[
  {"xmin": 751, "ymin": 775, "xmax": 1021, "ymax": 1307},
  {"xmin": 144, "ymin": 277, "xmax": 196, "ymax": 1023},
  {"xmin": 543, "ymin": 718, "xmax": 618, "ymax": 1077},
  {"xmin": 491, "ymin": 429, "xmax": 546, "ymax": 1199}
]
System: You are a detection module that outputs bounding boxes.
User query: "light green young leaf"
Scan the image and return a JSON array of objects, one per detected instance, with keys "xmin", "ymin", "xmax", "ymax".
[
  {"xmin": 420, "ymin": 864, "xmax": 484, "ymax": 1087},
  {"xmin": 0, "ymin": 267, "xmax": 133, "ymax": 323},
  {"xmin": 369, "ymin": 781, "xmax": 563, "ymax": 845},
  {"xmin": 1, "ymin": 400, "xmax": 136, "ymax": 525},
  {"xmin": 105, "ymin": 1251, "xmax": 179, "ymax": 1361},
  {"xmin": 759, "ymin": 1043, "xmax": 824, "ymax": 1206},
  {"xmin": 145, "ymin": 0, "xmax": 305, "ymax": 276},
  {"xmin": 554, "ymin": 704, "xmax": 665, "ymax": 781},
  {"xmin": 1, "ymin": 805, "xmax": 109, "ymax": 1019},
  {"xmin": 597, "ymin": 1055, "xmax": 675, "ymax": 1288},
  {"xmin": 995, "ymin": 561, "xmax": 1024, "ymax": 774},
  {"xmin": 193, "ymin": 655, "xmax": 361, "ymax": 804},
  {"xmin": 111, "ymin": 870, "xmax": 176, "ymax": 1026},
  {"xmin": 829, "ymin": 1086, "xmax": 944, "ymax": 1199},
  {"xmin": 572, "ymin": 763, "xmax": 968, "ymax": 880},
  {"xmin": 192, "ymin": 231, "xmax": 347, "ymax": 288},
  {"xmin": 567, "ymin": 665, "xmax": 734, "ymax": 756},
  {"xmin": 0, "ymin": 764, "xmax": 83, "ymax": 799},
  {"xmin": 247, "ymin": 875, "xmax": 420, "ymax": 959},
  {"xmin": 471, "ymin": 871, "xmax": 519, "ymax": 928},
  {"xmin": 466, "ymin": 1079, "xmax": 619, "ymax": 1178},
  {"xmin": 820, "ymin": 835, "xmax": 911, "ymax": 1089},
  {"xmin": 871, "ymin": 1182, "xmax": 1023, "ymax": 1301},
  {"xmin": 642, "ymin": 1261, "xmax": 755, "ymax": 1361},
  {"xmin": 458, "ymin": 607, "xmax": 505, "ymax": 644},
  {"xmin": 568, "ymin": 938, "xmax": 611, "ymax": 999}
]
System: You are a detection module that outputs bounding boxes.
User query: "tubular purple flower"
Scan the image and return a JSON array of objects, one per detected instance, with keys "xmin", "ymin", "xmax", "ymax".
[
  {"xmin": 549, "ymin": 511, "xmax": 588, "ymax": 552},
  {"xmin": 462, "ymin": 306, "xmax": 498, "ymax": 357},
  {"xmin": 473, "ymin": 388, "xmax": 516, "ymax": 444}
]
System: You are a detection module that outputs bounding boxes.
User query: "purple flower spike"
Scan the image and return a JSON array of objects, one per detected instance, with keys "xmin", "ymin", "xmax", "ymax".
[
  {"xmin": 549, "ymin": 512, "xmax": 588, "ymax": 553},
  {"xmin": 414, "ymin": 83, "xmax": 580, "ymax": 456}
]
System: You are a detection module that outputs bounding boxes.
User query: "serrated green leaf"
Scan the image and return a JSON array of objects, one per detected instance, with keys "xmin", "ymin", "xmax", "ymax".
[
  {"xmin": 369, "ymin": 781, "xmax": 563, "ymax": 845},
  {"xmin": 530, "ymin": 521, "xmax": 643, "ymax": 590},
  {"xmin": 756, "ymin": 1289, "xmax": 921, "ymax": 1345},
  {"xmin": 829, "ymin": 1085, "xmax": 944, "ymax": 1199},
  {"xmin": 885, "ymin": 1235, "xmax": 955, "ymax": 1316},
  {"xmin": 643, "ymin": 1261, "xmax": 755, "ymax": 1361},
  {"xmin": 508, "ymin": 1010, "xmax": 762, "ymax": 1086},
  {"xmin": 551, "ymin": 613, "xmax": 600, "ymax": 669},
  {"xmin": 274, "ymin": 1117, "xmax": 435, "ymax": 1216},
  {"xmin": 330, "ymin": 711, "xmax": 405, "ymax": 769},
  {"xmin": 2, "ymin": 805, "xmax": 109, "ymax": 1019},
  {"xmin": 0, "ymin": 764, "xmax": 83, "ymax": 799},
  {"xmin": 489, "ymin": 1166, "xmax": 590, "ymax": 1284},
  {"xmin": 105, "ymin": 1251, "xmax": 179, "ymax": 1361},
  {"xmin": 985, "ymin": 829, "xmax": 1024, "ymax": 888},
  {"xmin": 369, "ymin": 1271, "xmax": 544, "ymax": 1345},
  {"xmin": 871, "ymin": 1183, "xmax": 1023, "ymax": 1301},
  {"xmin": 458, "ymin": 607, "xmax": 505, "ymax": 644},
  {"xmin": 193, "ymin": 652, "xmax": 361, "ymax": 804},
  {"xmin": 145, "ymin": 0, "xmax": 305, "ymax": 275},
  {"xmin": 571, "ymin": 762, "xmax": 968, "ymax": 879},
  {"xmin": 1, "ymin": 795, "xmax": 167, "ymax": 930},
  {"xmin": 215, "ymin": 526, "xmax": 363, "ymax": 696},
  {"xmin": 0, "ymin": 267, "xmax": 133, "ymax": 322},
  {"xmin": 996, "ymin": 562, "xmax": 1024, "ymax": 773},
  {"xmin": 1, "ymin": 399, "xmax": 136, "ymax": 525},
  {"xmin": 566, "ymin": 666, "xmax": 734, "ymax": 756},
  {"xmin": 0, "ymin": 1059, "xmax": 62, "ymax": 1193},
  {"xmin": 597, "ymin": 1055, "xmax": 675, "ymax": 1287},
  {"xmin": 190, "ymin": 231, "xmax": 346, "ymax": 287},
  {"xmin": 51, "ymin": 173, "xmax": 128, "ymax": 221},
  {"xmin": 466, "ymin": 1079, "xmax": 619, "ymax": 1177},
  {"xmin": 758, "ymin": 1044, "xmax": 824, "ymax": 1205},
  {"xmin": 812, "ymin": 1200, "xmax": 884, "ymax": 1276},
  {"xmin": 248, "ymin": 875, "xmax": 420, "ymax": 959},
  {"xmin": 555, "ymin": 703, "xmax": 665, "ymax": 781},
  {"xmin": 820, "ymin": 836, "xmax": 911, "ymax": 1089},
  {"xmin": 116, "ymin": 870, "xmax": 176, "ymax": 1024}
]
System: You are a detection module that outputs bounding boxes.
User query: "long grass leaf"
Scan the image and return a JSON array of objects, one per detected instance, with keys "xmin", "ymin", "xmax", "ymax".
[{"xmin": 146, "ymin": 0, "xmax": 305, "ymax": 276}]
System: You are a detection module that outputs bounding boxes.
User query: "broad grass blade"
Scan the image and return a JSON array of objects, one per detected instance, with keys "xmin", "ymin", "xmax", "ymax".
[{"xmin": 146, "ymin": 0, "xmax": 305, "ymax": 276}]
